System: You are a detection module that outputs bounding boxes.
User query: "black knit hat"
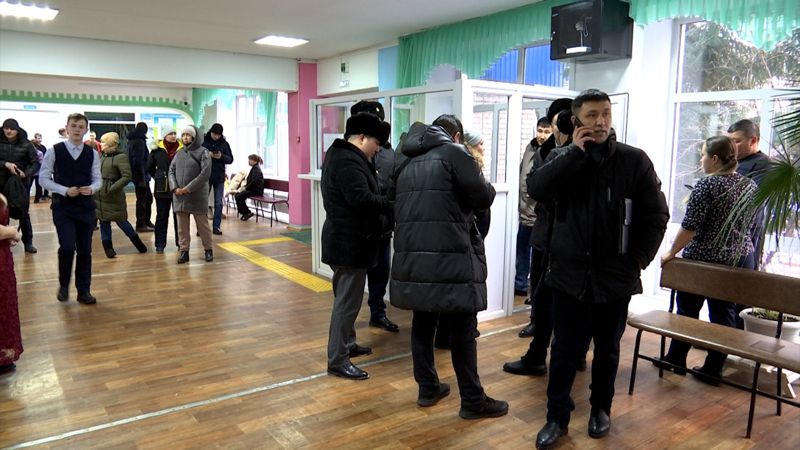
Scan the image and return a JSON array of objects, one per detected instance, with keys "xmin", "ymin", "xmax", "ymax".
[
  {"xmin": 350, "ymin": 101, "xmax": 385, "ymax": 121},
  {"xmin": 2, "ymin": 118, "xmax": 21, "ymax": 131},
  {"xmin": 345, "ymin": 113, "xmax": 386, "ymax": 145},
  {"xmin": 546, "ymin": 98, "xmax": 573, "ymax": 124},
  {"xmin": 209, "ymin": 123, "xmax": 224, "ymax": 135}
]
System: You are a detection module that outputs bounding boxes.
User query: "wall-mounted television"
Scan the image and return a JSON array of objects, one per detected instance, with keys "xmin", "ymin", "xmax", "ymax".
[{"xmin": 550, "ymin": 0, "xmax": 633, "ymax": 62}]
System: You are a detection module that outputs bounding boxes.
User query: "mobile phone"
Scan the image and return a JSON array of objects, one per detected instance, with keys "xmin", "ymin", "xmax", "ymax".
[{"xmin": 572, "ymin": 116, "xmax": 584, "ymax": 128}]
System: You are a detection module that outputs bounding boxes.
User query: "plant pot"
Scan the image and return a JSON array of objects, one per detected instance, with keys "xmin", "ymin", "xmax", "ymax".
[{"xmin": 739, "ymin": 308, "xmax": 800, "ymax": 344}]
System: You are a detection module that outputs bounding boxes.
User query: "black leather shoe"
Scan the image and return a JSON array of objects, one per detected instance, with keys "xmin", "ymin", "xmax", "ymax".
[
  {"xmin": 514, "ymin": 289, "xmax": 527, "ymax": 296},
  {"xmin": 136, "ymin": 225, "xmax": 154, "ymax": 233},
  {"xmin": 212, "ymin": 229, "xmax": 222, "ymax": 235},
  {"xmin": 57, "ymin": 287, "xmax": 69, "ymax": 302},
  {"xmin": 691, "ymin": 366, "xmax": 721, "ymax": 386},
  {"xmin": 0, "ymin": 363, "xmax": 16, "ymax": 374},
  {"xmin": 205, "ymin": 249, "xmax": 214, "ymax": 262},
  {"xmin": 417, "ymin": 382, "xmax": 450, "ymax": 407},
  {"xmin": 518, "ymin": 322, "xmax": 534, "ymax": 337},
  {"xmin": 177, "ymin": 251, "xmax": 189, "ymax": 264},
  {"xmin": 652, "ymin": 356, "xmax": 687, "ymax": 375},
  {"xmin": 459, "ymin": 396, "xmax": 508, "ymax": 419},
  {"xmin": 76, "ymin": 292, "xmax": 97, "ymax": 305},
  {"xmin": 24, "ymin": 245, "xmax": 37, "ymax": 254},
  {"xmin": 536, "ymin": 422, "xmax": 567, "ymax": 449},
  {"xmin": 588, "ymin": 408, "xmax": 611, "ymax": 438},
  {"xmin": 503, "ymin": 356, "xmax": 547, "ymax": 376},
  {"xmin": 241, "ymin": 212, "xmax": 254, "ymax": 221},
  {"xmin": 327, "ymin": 362, "xmax": 368, "ymax": 380},
  {"xmin": 349, "ymin": 344, "xmax": 372, "ymax": 358},
  {"xmin": 369, "ymin": 316, "xmax": 399, "ymax": 332}
]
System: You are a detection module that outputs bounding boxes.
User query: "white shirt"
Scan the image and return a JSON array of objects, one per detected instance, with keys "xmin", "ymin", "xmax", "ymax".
[{"xmin": 38, "ymin": 141, "xmax": 102, "ymax": 196}]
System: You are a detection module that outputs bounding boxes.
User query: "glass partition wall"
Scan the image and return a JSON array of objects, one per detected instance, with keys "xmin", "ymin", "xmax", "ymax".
[{"xmin": 307, "ymin": 80, "xmax": 575, "ymax": 320}]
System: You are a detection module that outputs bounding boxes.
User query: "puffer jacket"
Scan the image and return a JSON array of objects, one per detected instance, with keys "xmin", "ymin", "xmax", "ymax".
[
  {"xmin": 390, "ymin": 122, "xmax": 496, "ymax": 313},
  {"xmin": 0, "ymin": 126, "xmax": 39, "ymax": 190},
  {"xmin": 169, "ymin": 126, "xmax": 211, "ymax": 215},
  {"xmin": 321, "ymin": 138, "xmax": 388, "ymax": 268},
  {"xmin": 94, "ymin": 148, "xmax": 132, "ymax": 222},
  {"xmin": 126, "ymin": 128, "xmax": 150, "ymax": 184},
  {"xmin": 528, "ymin": 136, "xmax": 669, "ymax": 303}
]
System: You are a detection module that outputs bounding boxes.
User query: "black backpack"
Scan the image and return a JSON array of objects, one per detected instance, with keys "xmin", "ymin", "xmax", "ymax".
[{"xmin": 3, "ymin": 176, "xmax": 29, "ymax": 220}]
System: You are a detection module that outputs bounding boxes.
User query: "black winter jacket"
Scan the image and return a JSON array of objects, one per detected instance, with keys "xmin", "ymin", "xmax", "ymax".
[
  {"xmin": 147, "ymin": 146, "xmax": 174, "ymax": 199},
  {"xmin": 528, "ymin": 137, "xmax": 669, "ymax": 303},
  {"xmin": 244, "ymin": 164, "xmax": 264, "ymax": 194},
  {"xmin": 0, "ymin": 127, "xmax": 40, "ymax": 190},
  {"xmin": 321, "ymin": 138, "xmax": 389, "ymax": 268},
  {"xmin": 202, "ymin": 134, "xmax": 234, "ymax": 184},
  {"xmin": 390, "ymin": 123, "xmax": 496, "ymax": 313},
  {"xmin": 126, "ymin": 129, "xmax": 150, "ymax": 184},
  {"xmin": 527, "ymin": 135, "xmax": 558, "ymax": 251},
  {"xmin": 373, "ymin": 143, "xmax": 396, "ymax": 238}
]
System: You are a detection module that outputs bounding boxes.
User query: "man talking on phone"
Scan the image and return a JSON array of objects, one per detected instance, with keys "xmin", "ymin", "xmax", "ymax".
[{"xmin": 527, "ymin": 89, "xmax": 669, "ymax": 449}]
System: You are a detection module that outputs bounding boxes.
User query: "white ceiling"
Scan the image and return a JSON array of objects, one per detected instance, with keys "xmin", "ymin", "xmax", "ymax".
[{"xmin": 0, "ymin": 0, "xmax": 540, "ymax": 60}]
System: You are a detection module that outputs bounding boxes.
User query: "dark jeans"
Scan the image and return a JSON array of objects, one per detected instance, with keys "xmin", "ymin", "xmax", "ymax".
[
  {"xmin": 235, "ymin": 191, "xmax": 255, "ymax": 216},
  {"xmin": 546, "ymin": 290, "xmax": 629, "ymax": 426},
  {"xmin": 154, "ymin": 197, "xmax": 177, "ymax": 250},
  {"xmin": 515, "ymin": 224, "xmax": 533, "ymax": 292},
  {"xmin": 53, "ymin": 210, "xmax": 95, "ymax": 294},
  {"xmin": 669, "ymin": 253, "xmax": 755, "ymax": 371},
  {"xmin": 135, "ymin": 183, "xmax": 153, "ymax": 227},
  {"xmin": 412, "ymin": 310, "xmax": 486, "ymax": 407},
  {"xmin": 33, "ymin": 175, "xmax": 48, "ymax": 200},
  {"xmin": 366, "ymin": 237, "xmax": 391, "ymax": 320},
  {"xmin": 210, "ymin": 180, "xmax": 224, "ymax": 231},
  {"xmin": 19, "ymin": 211, "xmax": 33, "ymax": 247},
  {"xmin": 99, "ymin": 220, "xmax": 137, "ymax": 242}
]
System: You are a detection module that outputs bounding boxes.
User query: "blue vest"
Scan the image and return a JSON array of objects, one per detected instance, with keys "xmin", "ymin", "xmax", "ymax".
[{"xmin": 52, "ymin": 142, "xmax": 96, "ymax": 220}]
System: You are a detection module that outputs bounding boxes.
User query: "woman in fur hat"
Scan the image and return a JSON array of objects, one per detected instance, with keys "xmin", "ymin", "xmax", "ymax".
[{"xmin": 95, "ymin": 132, "xmax": 148, "ymax": 257}]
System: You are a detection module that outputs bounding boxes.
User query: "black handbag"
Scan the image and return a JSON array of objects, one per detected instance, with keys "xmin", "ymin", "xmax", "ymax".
[{"xmin": 3, "ymin": 176, "xmax": 29, "ymax": 220}]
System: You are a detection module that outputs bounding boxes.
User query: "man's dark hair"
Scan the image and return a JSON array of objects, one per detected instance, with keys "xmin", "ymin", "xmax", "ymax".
[
  {"xmin": 536, "ymin": 117, "xmax": 551, "ymax": 128},
  {"xmin": 727, "ymin": 119, "xmax": 760, "ymax": 140},
  {"xmin": 67, "ymin": 113, "xmax": 89, "ymax": 126},
  {"xmin": 432, "ymin": 114, "xmax": 463, "ymax": 141},
  {"xmin": 572, "ymin": 89, "xmax": 611, "ymax": 115}
]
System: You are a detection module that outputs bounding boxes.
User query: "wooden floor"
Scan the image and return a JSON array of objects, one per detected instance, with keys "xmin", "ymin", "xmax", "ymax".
[{"xmin": 1, "ymin": 198, "xmax": 798, "ymax": 449}]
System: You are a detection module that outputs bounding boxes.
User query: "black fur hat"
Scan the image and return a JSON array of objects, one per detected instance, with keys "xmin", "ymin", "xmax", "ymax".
[
  {"xmin": 546, "ymin": 98, "xmax": 573, "ymax": 125},
  {"xmin": 345, "ymin": 112, "xmax": 385, "ymax": 145},
  {"xmin": 350, "ymin": 100, "xmax": 385, "ymax": 121}
]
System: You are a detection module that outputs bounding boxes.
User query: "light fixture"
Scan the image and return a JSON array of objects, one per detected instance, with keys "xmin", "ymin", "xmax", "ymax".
[
  {"xmin": 0, "ymin": 2, "xmax": 59, "ymax": 20},
  {"xmin": 254, "ymin": 35, "xmax": 308, "ymax": 48}
]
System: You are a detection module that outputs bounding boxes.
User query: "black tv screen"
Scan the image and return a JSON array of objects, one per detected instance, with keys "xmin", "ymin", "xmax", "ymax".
[{"xmin": 550, "ymin": 0, "xmax": 632, "ymax": 62}]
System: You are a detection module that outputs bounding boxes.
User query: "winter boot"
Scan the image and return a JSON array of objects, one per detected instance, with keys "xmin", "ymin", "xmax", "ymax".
[
  {"xmin": 102, "ymin": 240, "xmax": 116, "ymax": 259},
  {"xmin": 131, "ymin": 235, "xmax": 148, "ymax": 253}
]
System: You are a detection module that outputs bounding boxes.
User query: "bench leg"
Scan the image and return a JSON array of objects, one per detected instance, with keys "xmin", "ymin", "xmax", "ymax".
[
  {"xmin": 628, "ymin": 329, "xmax": 644, "ymax": 395},
  {"xmin": 658, "ymin": 335, "xmax": 667, "ymax": 378},
  {"xmin": 776, "ymin": 367, "xmax": 782, "ymax": 416},
  {"xmin": 746, "ymin": 362, "xmax": 761, "ymax": 438}
]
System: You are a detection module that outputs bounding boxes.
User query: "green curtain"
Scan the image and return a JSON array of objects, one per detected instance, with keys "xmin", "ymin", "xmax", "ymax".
[
  {"xmin": 624, "ymin": 0, "xmax": 799, "ymax": 52},
  {"xmin": 397, "ymin": 0, "xmax": 572, "ymax": 88},
  {"xmin": 191, "ymin": 88, "xmax": 277, "ymax": 145}
]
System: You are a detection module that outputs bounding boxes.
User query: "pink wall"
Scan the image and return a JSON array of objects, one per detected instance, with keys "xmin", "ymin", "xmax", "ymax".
[{"xmin": 287, "ymin": 63, "xmax": 318, "ymax": 228}]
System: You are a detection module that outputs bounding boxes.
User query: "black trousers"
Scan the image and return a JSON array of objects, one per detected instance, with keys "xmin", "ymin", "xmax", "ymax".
[
  {"xmin": 546, "ymin": 289, "xmax": 629, "ymax": 426},
  {"xmin": 135, "ymin": 183, "xmax": 153, "ymax": 227},
  {"xmin": 154, "ymin": 197, "xmax": 177, "ymax": 250},
  {"xmin": 33, "ymin": 176, "xmax": 48, "ymax": 200},
  {"xmin": 53, "ymin": 209, "xmax": 95, "ymax": 294},
  {"xmin": 235, "ymin": 191, "xmax": 255, "ymax": 215},
  {"xmin": 366, "ymin": 237, "xmax": 391, "ymax": 320},
  {"xmin": 412, "ymin": 310, "xmax": 486, "ymax": 407},
  {"xmin": 524, "ymin": 248, "xmax": 553, "ymax": 362}
]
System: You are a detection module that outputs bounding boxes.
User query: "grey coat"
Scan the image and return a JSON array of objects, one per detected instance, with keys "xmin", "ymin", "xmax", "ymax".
[
  {"xmin": 169, "ymin": 126, "xmax": 211, "ymax": 215},
  {"xmin": 519, "ymin": 142, "xmax": 538, "ymax": 226}
]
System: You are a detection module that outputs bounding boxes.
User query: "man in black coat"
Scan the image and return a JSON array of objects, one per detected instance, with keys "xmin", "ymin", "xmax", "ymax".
[
  {"xmin": 203, "ymin": 123, "xmax": 234, "ymax": 235},
  {"xmin": 390, "ymin": 114, "xmax": 508, "ymax": 420},
  {"xmin": 127, "ymin": 122, "xmax": 154, "ymax": 232},
  {"xmin": 322, "ymin": 112, "xmax": 391, "ymax": 381},
  {"xmin": 529, "ymin": 90, "xmax": 669, "ymax": 449},
  {"xmin": 1, "ymin": 118, "xmax": 41, "ymax": 253}
]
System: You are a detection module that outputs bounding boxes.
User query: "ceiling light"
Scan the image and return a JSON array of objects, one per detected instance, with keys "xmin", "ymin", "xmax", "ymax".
[
  {"xmin": 254, "ymin": 35, "xmax": 309, "ymax": 48},
  {"xmin": 0, "ymin": 2, "xmax": 59, "ymax": 20}
]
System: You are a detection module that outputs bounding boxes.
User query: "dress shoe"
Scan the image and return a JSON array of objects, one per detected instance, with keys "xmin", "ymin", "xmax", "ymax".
[
  {"xmin": 205, "ymin": 249, "xmax": 214, "ymax": 262},
  {"xmin": 348, "ymin": 344, "xmax": 372, "ymax": 358},
  {"xmin": 147, "ymin": 222, "xmax": 156, "ymax": 228},
  {"xmin": 155, "ymin": 247, "xmax": 165, "ymax": 254},
  {"xmin": 327, "ymin": 362, "xmax": 369, "ymax": 380},
  {"xmin": 57, "ymin": 286, "xmax": 69, "ymax": 302},
  {"xmin": 652, "ymin": 356, "xmax": 687, "ymax": 375},
  {"xmin": 691, "ymin": 365, "xmax": 721, "ymax": 386},
  {"xmin": 417, "ymin": 383, "xmax": 450, "ymax": 407},
  {"xmin": 0, "ymin": 363, "xmax": 16, "ymax": 374},
  {"xmin": 518, "ymin": 322, "xmax": 535, "ymax": 337},
  {"xmin": 136, "ymin": 225, "xmax": 154, "ymax": 233},
  {"xmin": 369, "ymin": 316, "xmax": 399, "ymax": 332},
  {"xmin": 76, "ymin": 292, "xmax": 97, "ymax": 305},
  {"xmin": 241, "ymin": 212, "xmax": 254, "ymax": 221},
  {"xmin": 24, "ymin": 245, "xmax": 37, "ymax": 254},
  {"xmin": 177, "ymin": 251, "xmax": 190, "ymax": 264},
  {"xmin": 503, "ymin": 356, "xmax": 547, "ymax": 376},
  {"xmin": 212, "ymin": 229, "xmax": 222, "ymax": 235},
  {"xmin": 588, "ymin": 408, "xmax": 611, "ymax": 438},
  {"xmin": 102, "ymin": 240, "xmax": 116, "ymax": 258},
  {"xmin": 524, "ymin": 296, "xmax": 532, "ymax": 305},
  {"xmin": 536, "ymin": 422, "xmax": 567, "ymax": 449},
  {"xmin": 514, "ymin": 288, "xmax": 528, "ymax": 296},
  {"xmin": 458, "ymin": 396, "xmax": 508, "ymax": 420}
]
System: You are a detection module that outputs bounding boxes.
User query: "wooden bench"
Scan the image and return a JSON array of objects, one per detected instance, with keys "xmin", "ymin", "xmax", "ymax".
[
  {"xmin": 627, "ymin": 258, "xmax": 800, "ymax": 438},
  {"xmin": 250, "ymin": 178, "xmax": 289, "ymax": 227}
]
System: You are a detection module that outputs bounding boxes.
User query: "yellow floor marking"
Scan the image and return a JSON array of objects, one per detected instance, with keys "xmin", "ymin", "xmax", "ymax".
[
  {"xmin": 218, "ymin": 242, "xmax": 331, "ymax": 292},
  {"xmin": 234, "ymin": 237, "xmax": 295, "ymax": 246}
]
